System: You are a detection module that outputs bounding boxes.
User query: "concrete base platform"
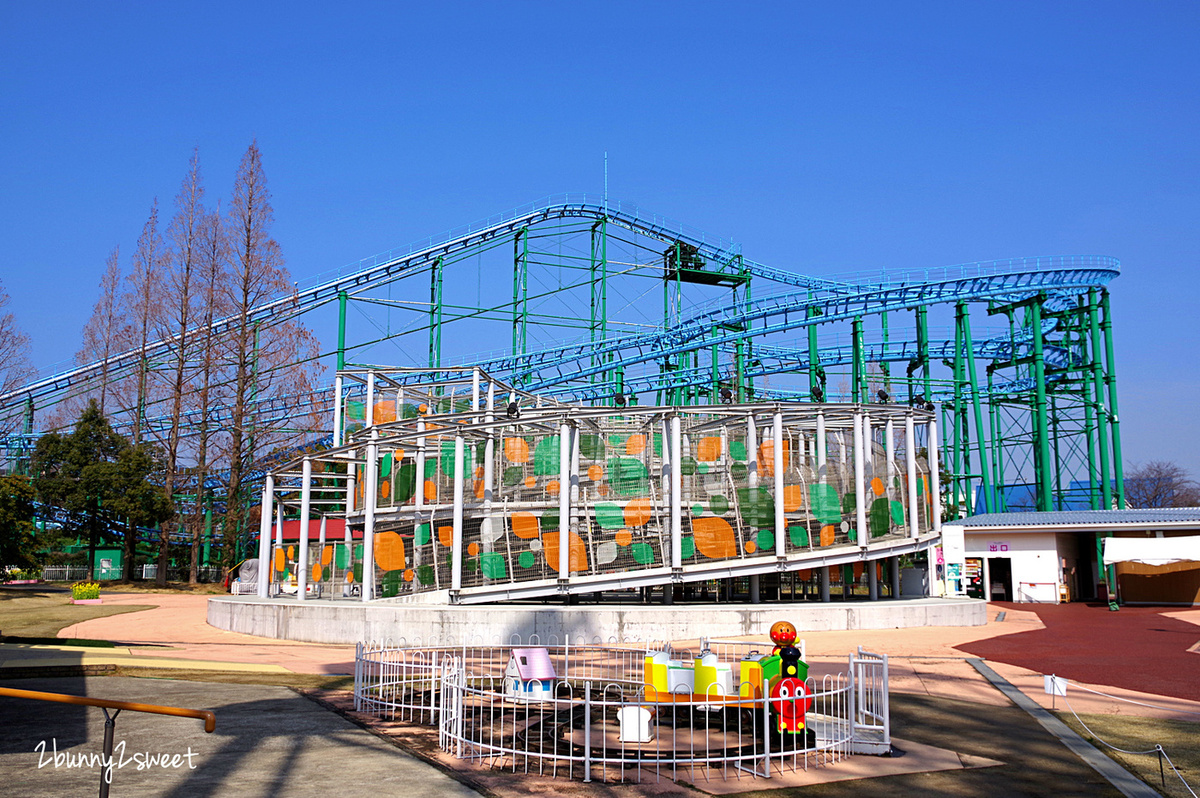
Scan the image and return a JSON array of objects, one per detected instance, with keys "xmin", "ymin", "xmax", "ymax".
[{"xmin": 207, "ymin": 596, "xmax": 986, "ymax": 645}]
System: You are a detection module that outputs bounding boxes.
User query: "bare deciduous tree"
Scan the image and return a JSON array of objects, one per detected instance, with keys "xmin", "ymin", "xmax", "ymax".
[
  {"xmin": 78, "ymin": 248, "xmax": 126, "ymax": 416},
  {"xmin": 187, "ymin": 205, "xmax": 229, "ymax": 581},
  {"xmin": 1124, "ymin": 461, "xmax": 1200, "ymax": 508},
  {"xmin": 0, "ymin": 278, "xmax": 34, "ymax": 444},
  {"xmin": 124, "ymin": 200, "xmax": 166, "ymax": 446},
  {"xmin": 220, "ymin": 141, "xmax": 323, "ymax": 568},
  {"xmin": 154, "ymin": 150, "xmax": 206, "ymax": 585}
]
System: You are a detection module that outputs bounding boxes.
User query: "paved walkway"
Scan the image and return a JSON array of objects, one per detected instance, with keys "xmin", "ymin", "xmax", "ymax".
[
  {"xmin": 0, "ymin": 593, "xmax": 1194, "ymax": 795},
  {"xmin": 29, "ymin": 594, "xmax": 1200, "ymax": 721},
  {"xmin": 0, "ymin": 676, "xmax": 479, "ymax": 798},
  {"xmin": 959, "ymin": 602, "xmax": 1200, "ymax": 701}
]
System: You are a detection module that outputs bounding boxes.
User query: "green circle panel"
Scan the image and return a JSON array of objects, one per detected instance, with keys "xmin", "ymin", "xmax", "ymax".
[
  {"xmin": 757, "ymin": 529, "xmax": 775, "ymax": 550},
  {"xmin": 631, "ymin": 542, "xmax": 656, "ymax": 565}
]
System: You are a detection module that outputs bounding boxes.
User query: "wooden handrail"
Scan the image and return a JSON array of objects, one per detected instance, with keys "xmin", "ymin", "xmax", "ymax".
[{"xmin": 0, "ymin": 686, "xmax": 216, "ymax": 733}]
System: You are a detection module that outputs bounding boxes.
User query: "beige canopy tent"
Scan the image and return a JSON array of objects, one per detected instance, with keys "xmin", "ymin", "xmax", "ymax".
[{"xmin": 1102, "ymin": 536, "xmax": 1200, "ymax": 567}]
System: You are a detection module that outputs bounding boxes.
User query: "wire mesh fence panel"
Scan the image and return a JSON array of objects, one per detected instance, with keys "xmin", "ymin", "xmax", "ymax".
[{"xmin": 356, "ymin": 638, "xmax": 883, "ymax": 784}]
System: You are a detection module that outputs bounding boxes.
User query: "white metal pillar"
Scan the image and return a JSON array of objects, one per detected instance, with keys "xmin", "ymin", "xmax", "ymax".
[
  {"xmin": 558, "ymin": 424, "xmax": 572, "ymax": 582},
  {"xmin": 569, "ymin": 424, "xmax": 582, "ymax": 580},
  {"xmin": 929, "ymin": 416, "xmax": 942, "ymax": 532},
  {"xmin": 868, "ymin": 559, "xmax": 878, "ymax": 600},
  {"xmin": 333, "ymin": 375, "xmax": 344, "ymax": 446},
  {"xmin": 816, "ymin": 411, "xmax": 827, "ymax": 471},
  {"xmin": 361, "ymin": 434, "xmax": 378, "ymax": 602},
  {"xmin": 414, "ymin": 421, "xmax": 426, "ymax": 511},
  {"xmin": 854, "ymin": 412, "xmax": 868, "ymax": 549},
  {"xmin": 471, "ymin": 368, "xmax": 480, "ymax": 420},
  {"xmin": 481, "ymin": 383, "xmax": 496, "ymax": 562},
  {"xmin": 773, "ymin": 410, "xmax": 785, "ymax": 558},
  {"xmin": 670, "ymin": 414, "xmax": 683, "ymax": 572},
  {"xmin": 318, "ymin": 514, "xmax": 327, "ymax": 555},
  {"xmin": 298, "ymin": 457, "xmax": 312, "ymax": 601},
  {"xmin": 451, "ymin": 435, "xmax": 465, "ymax": 598},
  {"xmin": 257, "ymin": 475, "xmax": 274, "ymax": 598},
  {"xmin": 885, "ymin": 417, "xmax": 895, "ymax": 495},
  {"xmin": 366, "ymin": 371, "xmax": 375, "ymax": 428},
  {"xmin": 746, "ymin": 414, "xmax": 758, "ymax": 488},
  {"xmin": 906, "ymin": 414, "xmax": 919, "ymax": 538}
]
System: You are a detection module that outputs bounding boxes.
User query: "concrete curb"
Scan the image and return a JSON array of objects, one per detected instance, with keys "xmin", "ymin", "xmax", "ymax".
[
  {"xmin": 968, "ymin": 658, "xmax": 1160, "ymax": 798},
  {"xmin": 208, "ymin": 596, "xmax": 987, "ymax": 644}
]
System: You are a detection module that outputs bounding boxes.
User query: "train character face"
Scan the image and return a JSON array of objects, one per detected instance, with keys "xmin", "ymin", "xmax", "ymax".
[
  {"xmin": 769, "ymin": 620, "xmax": 798, "ymax": 648},
  {"xmin": 769, "ymin": 676, "xmax": 811, "ymax": 733}
]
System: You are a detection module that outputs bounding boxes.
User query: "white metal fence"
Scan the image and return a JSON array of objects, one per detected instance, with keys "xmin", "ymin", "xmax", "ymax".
[
  {"xmin": 39, "ymin": 564, "xmax": 224, "ymax": 583},
  {"xmin": 353, "ymin": 635, "xmax": 890, "ymax": 784}
]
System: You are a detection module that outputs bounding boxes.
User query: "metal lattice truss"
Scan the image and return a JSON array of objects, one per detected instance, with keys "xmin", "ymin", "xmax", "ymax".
[{"xmin": 3, "ymin": 195, "xmax": 1123, "ymax": 519}]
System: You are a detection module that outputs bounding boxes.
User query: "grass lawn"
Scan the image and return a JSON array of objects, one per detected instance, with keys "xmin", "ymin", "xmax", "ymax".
[
  {"xmin": 0, "ymin": 587, "xmax": 155, "ymax": 642},
  {"xmin": 1056, "ymin": 711, "xmax": 1200, "ymax": 798}
]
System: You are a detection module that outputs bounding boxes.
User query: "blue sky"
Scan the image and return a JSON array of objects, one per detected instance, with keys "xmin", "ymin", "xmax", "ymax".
[{"xmin": 1, "ymin": 2, "xmax": 1198, "ymax": 475}]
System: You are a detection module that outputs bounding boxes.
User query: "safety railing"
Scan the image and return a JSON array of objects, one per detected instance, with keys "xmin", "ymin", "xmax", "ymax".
[
  {"xmin": 0, "ymin": 686, "xmax": 215, "ymax": 798},
  {"xmin": 353, "ymin": 636, "xmax": 889, "ymax": 784}
]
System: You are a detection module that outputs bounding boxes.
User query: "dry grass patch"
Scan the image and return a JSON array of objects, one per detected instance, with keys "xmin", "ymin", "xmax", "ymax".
[{"xmin": 0, "ymin": 587, "xmax": 154, "ymax": 640}]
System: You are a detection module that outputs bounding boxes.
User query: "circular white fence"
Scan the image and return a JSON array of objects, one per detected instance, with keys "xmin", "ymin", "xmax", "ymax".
[{"xmin": 353, "ymin": 635, "xmax": 890, "ymax": 784}]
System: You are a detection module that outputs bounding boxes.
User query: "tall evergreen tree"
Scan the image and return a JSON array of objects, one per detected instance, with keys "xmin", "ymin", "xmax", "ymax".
[{"xmin": 33, "ymin": 400, "xmax": 172, "ymax": 580}]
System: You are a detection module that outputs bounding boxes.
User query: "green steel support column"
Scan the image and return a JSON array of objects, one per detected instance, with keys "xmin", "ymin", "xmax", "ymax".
[
  {"xmin": 1051, "ymin": 394, "xmax": 1063, "ymax": 510},
  {"xmin": 336, "ymin": 291, "xmax": 348, "ymax": 371},
  {"xmin": 744, "ymin": 277, "xmax": 755, "ymax": 401},
  {"xmin": 428, "ymin": 256, "xmax": 444, "ymax": 369},
  {"xmin": 987, "ymin": 371, "xmax": 1005, "ymax": 510},
  {"xmin": 589, "ymin": 219, "xmax": 609, "ymax": 400},
  {"xmin": 961, "ymin": 304, "xmax": 993, "ymax": 512},
  {"xmin": 1079, "ymin": 299, "xmax": 1099, "ymax": 509},
  {"xmin": 202, "ymin": 499, "xmax": 212, "ymax": 566},
  {"xmin": 940, "ymin": 403, "xmax": 952, "ymax": 510},
  {"xmin": 662, "ymin": 243, "xmax": 681, "ymax": 405},
  {"xmin": 807, "ymin": 305, "xmax": 821, "ymax": 400},
  {"xmin": 951, "ymin": 305, "xmax": 965, "ymax": 511},
  {"xmin": 1088, "ymin": 290, "xmax": 1112, "ymax": 509},
  {"xmin": 916, "ymin": 306, "xmax": 930, "ymax": 399},
  {"xmin": 1101, "ymin": 290, "xmax": 1125, "ymax": 507},
  {"xmin": 852, "ymin": 316, "xmax": 865, "ymax": 403},
  {"xmin": 512, "ymin": 228, "xmax": 529, "ymax": 367},
  {"xmin": 711, "ymin": 339, "xmax": 719, "ymax": 402},
  {"xmin": 880, "ymin": 312, "xmax": 891, "ymax": 393},
  {"xmin": 734, "ymin": 337, "xmax": 745, "ymax": 402},
  {"xmin": 1029, "ymin": 299, "xmax": 1053, "ymax": 511}
]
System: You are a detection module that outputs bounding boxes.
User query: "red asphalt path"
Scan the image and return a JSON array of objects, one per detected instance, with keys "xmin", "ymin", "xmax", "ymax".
[{"xmin": 958, "ymin": 602, "xmax": 1200, "ymax": 702}]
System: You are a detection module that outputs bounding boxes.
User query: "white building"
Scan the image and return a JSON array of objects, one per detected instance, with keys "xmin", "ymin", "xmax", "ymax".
[{"xmin": 941, "ymin": 509, "xmax": 1200, "ymax": 605}]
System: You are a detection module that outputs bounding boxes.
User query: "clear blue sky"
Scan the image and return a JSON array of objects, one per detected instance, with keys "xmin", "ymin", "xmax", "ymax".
[{"xmin": 2, "ymin": 2, "xmax": 1198, "ymax": 475}]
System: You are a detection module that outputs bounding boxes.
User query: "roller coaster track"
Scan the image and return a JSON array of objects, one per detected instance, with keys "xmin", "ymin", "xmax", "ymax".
[
  {"xmin": 463, "ymin": 259, "xmax": 1116, "ymax": 389},
  {"xmin": 0, "ymin": 195, "xmax": 1117, "ymax": 418}
]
